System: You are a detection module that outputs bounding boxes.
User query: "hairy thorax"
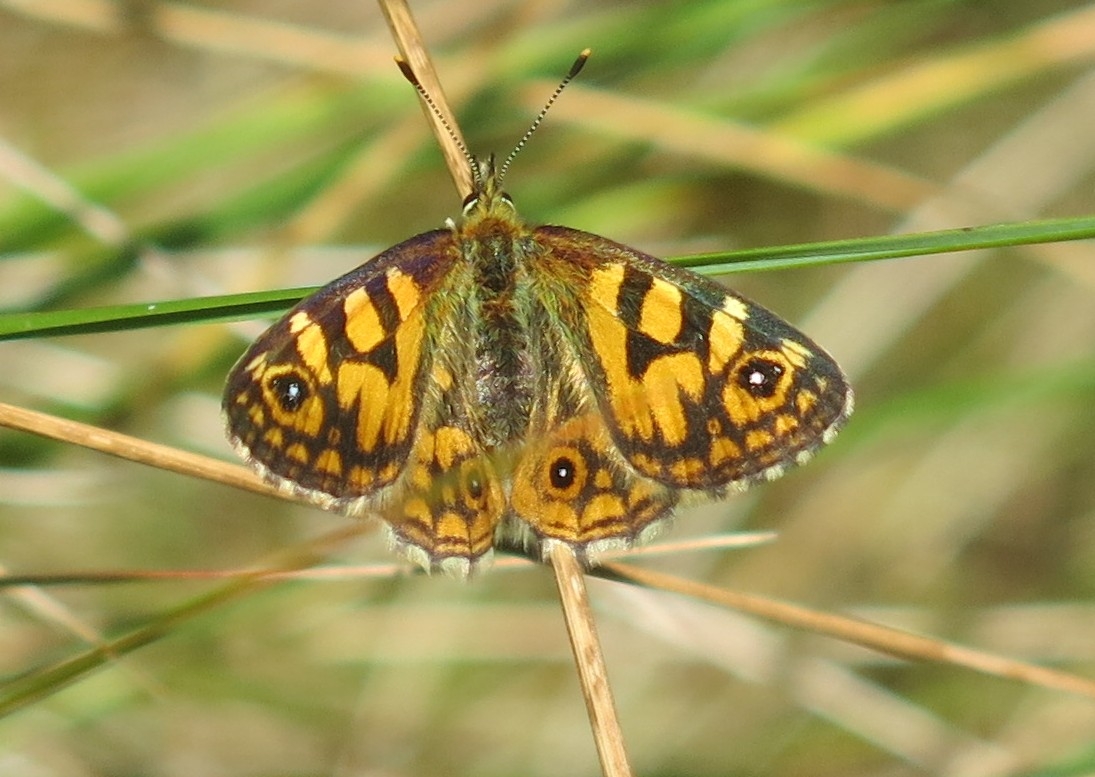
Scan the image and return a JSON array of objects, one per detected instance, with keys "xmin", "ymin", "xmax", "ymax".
[{"xmin": 461, "ymin": 215, "xmax": 537, "ymax": 448}]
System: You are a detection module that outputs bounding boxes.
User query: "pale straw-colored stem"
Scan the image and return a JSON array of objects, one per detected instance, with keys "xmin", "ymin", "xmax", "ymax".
[{"xmin": 552, "ymin": 544, "xmax": 634, "ymax": 777}]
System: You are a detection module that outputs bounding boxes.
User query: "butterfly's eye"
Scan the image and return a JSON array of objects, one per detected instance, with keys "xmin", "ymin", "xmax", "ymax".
[
  {"xmin": 545, "ymin": 449, "xmax": 586, "ymax": 498},
  {"xmin": 269, "ymin": 373, "xmax": 310, "ymax": 412},
  {"xmin": 738, "ymin": 358, "xmax": 785, "ymax": 398}
]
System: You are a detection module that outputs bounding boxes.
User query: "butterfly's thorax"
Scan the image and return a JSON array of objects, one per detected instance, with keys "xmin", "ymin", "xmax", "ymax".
[{"xmin": 454, "ymin": 197, "xmax": 540, "ymax": 449}]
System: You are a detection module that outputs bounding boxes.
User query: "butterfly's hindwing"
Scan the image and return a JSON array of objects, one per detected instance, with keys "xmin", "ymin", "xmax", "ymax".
[
  {"xmin": 508, "ymin": 412, "xmax": 678, "ymax": 558},
  {"xmin": 386, "ymin": 418, "xmax": 504, "ymax": 574}
]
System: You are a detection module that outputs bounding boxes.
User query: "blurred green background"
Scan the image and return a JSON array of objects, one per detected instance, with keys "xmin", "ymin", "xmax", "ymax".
[{"xmin": 2, "ymin": 1, "xmax": 1095, "ymax": 775}]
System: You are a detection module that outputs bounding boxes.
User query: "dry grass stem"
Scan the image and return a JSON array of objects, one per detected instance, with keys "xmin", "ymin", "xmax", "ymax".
[
  {"xmin": 5, "ymin": 0, "xmax": 385, "ymax": 74},
  {"xmin": 369, "ymin": 11, "xmax": 634, "ymax": 771},
  {"xmin": 378, "ymin": 0, "xmax": 473, "ymax": 198},
  {"xmin": 0, "ymin": 401, "xmax": 278, "ymax": 500},
  {"xmin": 0, "ymin": 526, "xmax": 368, "ymax": 717},
  {"xmin": 604, "ymin": 562, "xmax": 1095, "ymax": 701},
  {"xmin": 551, "ymin": 544, "xmax": 634, "ymax": 777}
]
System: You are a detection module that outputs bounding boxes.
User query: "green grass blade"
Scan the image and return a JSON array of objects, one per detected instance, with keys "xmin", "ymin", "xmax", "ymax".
[{"xmin": 2, "ymin": 216, "xmax": 1091, "ymax": 340}]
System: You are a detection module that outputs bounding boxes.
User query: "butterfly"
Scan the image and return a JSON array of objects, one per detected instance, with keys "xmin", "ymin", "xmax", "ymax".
[{"xmin": 222, "ymin": 54, "xmax": 852, "ymax": 577}]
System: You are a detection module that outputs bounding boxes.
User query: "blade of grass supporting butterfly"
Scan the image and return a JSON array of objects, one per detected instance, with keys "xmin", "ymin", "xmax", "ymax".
[{"xmin": 3, "ymin": 217, "xmax": 1093, "ymax": 340}]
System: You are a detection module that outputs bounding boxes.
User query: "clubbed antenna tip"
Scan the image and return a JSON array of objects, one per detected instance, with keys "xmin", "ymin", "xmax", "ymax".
[
  {"xmin": 394, "ymin": 56, "xmax": 418, "ymax": 87},
  {"xmin": 499, "ymin": 49, "xmax": 593, "ymax": 181},
  {"xmin": 570, "ymin": 49, "xmax": 592, "ymax": 79}
]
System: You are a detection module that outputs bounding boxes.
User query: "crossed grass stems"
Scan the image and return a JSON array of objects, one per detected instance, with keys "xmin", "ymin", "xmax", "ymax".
[
  {"xmin": 5, "ymin": 398, "xmax": 1095, "ymax": 773},
  {"xmin": 4, "ymin": 5, "xmax": 1095, "ymax": 776}
]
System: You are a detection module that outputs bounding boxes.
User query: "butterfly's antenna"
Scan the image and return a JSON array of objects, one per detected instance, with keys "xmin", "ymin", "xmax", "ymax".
[
  {"xmin": 498, "ymin": 49, "xmax": 591, "ymax": 182},
  {"xmin": 395, "ymin": 56, "xmax": 481, "ymax": 189}
]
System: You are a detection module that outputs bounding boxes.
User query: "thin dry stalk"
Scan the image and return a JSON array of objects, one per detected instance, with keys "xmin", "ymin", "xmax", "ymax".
[
  {"xmin": 0, "ymin": 401, "xmax": 276, "ymax": 499},
  {"xmin": 551, "ymin": 544, "xmax": 634, "ymax": 777},
  {"xmin": 377, "ymin": 0, "xmax": 473, "ymax": 198},
  {"xmin": 371, "ymin": 8, "xmax": 635, "ymax": 772},
  {"xmin": 0, "ymin": 522, "xmax": 371, "ymax": 717},
  {"xmin": 603, "ymin": 561, "xmax": 1095, "ymax": 701},
  {"xmin": 6, "ymin": 2, "xmax": 384, "ymax": 75},
  {"xmin": 10, "ymin": 389, "xmax": 1089, "ymax": 702}
]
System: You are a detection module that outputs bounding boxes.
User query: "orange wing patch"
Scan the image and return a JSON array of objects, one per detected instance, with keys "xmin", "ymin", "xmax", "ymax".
[
  {"xmin": 509, "ymin": 413, "xmax": 677, "ymax": 559},
  {"xmin": 585, "ymin": 266, "xmax": 706, "ymax": 448},
  {"xmin": 389, "ymin": 425, "xmax": 504, "ymax": 574}
]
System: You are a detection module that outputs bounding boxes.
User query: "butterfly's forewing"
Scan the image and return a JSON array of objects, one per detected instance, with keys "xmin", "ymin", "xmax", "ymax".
[
  {"xmin": 223, "ymin": 230, "xmax": 459, "ymax": 507},
  {"xmin": 533, "ymin": 226, "xmax": 852, "ymax": 495}
]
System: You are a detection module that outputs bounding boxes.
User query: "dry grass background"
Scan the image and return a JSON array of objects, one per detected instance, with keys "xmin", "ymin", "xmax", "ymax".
[{"xmin": 2, "ymin": 1, "xmax": 1095, "ymax": 775}]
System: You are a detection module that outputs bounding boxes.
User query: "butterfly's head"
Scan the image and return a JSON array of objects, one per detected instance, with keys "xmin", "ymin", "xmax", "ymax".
[
  {"xmin": 397, "ymin": 50, "xmax": 590, "ymax": 225},
  {"xmin": 461, "ymin": 154, "xmax": 516, "ymax": 219}
]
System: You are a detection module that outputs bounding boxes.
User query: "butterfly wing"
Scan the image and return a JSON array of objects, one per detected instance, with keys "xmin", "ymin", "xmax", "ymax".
[
  {"xmin": 387, "ymin": 418, "xmax": 505, "ymax": 575},
  {"xmin": 224, "ymin": 230, "xmax": 452, "ymax": 503},
  {"xmin": 503, "ymin": 257, "xmax": 682, "ymax": 559},
  {"xmin": 531, "ymin": 225, "xmax": 853, "ymax": 495},
  {"xmin": 223, "ymin": 229, "xmax": 505, "ymax": 572},
  {"xmin": 508, "ymin": 410, "xmax": 679, "ymax": 560}
]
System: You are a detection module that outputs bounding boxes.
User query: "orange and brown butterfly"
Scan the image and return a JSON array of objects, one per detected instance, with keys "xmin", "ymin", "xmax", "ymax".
[{"xmin": 223, "ymin": 52, "xmax": 852, "ymax": 577}]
